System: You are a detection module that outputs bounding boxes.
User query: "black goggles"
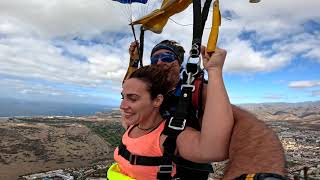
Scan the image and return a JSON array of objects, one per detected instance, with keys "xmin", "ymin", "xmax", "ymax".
[{"xmin": 150, "ymin": 52, "xmax": 177, "ymax": 65}]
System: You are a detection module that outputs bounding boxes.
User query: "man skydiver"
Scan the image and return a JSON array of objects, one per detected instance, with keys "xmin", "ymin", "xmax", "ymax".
[{"xmin": 128, "ymin": 40, "xmax": 208, "ymax": 124}]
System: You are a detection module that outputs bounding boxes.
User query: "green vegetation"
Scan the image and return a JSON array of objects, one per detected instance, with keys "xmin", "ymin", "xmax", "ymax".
[{"xmin": 85, "ymin": 122, "xmax": 125, "ymax": 147}]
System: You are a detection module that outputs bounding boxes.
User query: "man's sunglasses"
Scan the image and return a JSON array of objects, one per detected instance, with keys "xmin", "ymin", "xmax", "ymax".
[{"xmin": 150, "ymin": 52, "xmax": 177, "ymax": 65}]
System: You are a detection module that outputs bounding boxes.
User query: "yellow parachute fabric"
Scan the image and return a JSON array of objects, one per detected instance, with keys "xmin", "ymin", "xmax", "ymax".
[{"xmin": 131, "ymin": 0, "xmax": 192, "ymax": 33}]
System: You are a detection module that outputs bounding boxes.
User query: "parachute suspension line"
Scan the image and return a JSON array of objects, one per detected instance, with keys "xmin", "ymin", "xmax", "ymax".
[
  {"xmin": 169, "ymin": 18, "xmax": 193, "ymax": 27},
  {"xmin": 143, "ymin": 0, "xmax": 151, "ymax": 18},
  {"xmin": 118, "ymin": 0, "xmax": 131, "ymax": 23},
  {"xmin": 139, "ymin": 2, "xmax": 145, "ymax": 20},
  {"xmin": 129, "ymin": 0, "xmax": 133, "ymax": 22},
  {"xmin": 144, "ymin": 0, "xmax": 157, "ymax": 19},
  {"xmin": 126, "ymin": 4, "xmax": 132, "ymax": 22},
  {"xmin": 168, "ymin": 18, "xmax": 214, "ymax": 30},
  {"xmin": 144, "ymin": 0, "xmax": 150, "ymax": 18},
  {"xmin": 130, "ymin": 23, "xmax": 138, "ymax": 43},
  {"xmin": 105, "ymin": 0, "xmax": 129, "ymax": 23}
]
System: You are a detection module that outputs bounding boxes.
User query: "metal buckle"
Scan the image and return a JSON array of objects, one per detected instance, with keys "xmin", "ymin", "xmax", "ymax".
[
  {"xmin": 129, "ymin": 154, "xmax": 136, "ymax": 165},
  {"xmin": 186, "ymin": 57, "xmax": 200, "ymax": 76},
  {"xmin": 185, "ymin": 55, "xmax": 202, "ymax": 83},
  {"xmin": 190, "ymin": 44, "xmax": 200, "ymax": 58},
  {"xmin": 181, "ymin": 84, "xmax": 195, "ymax": 92},
  {"xmin": 168, "ymin": 117, "xmax": 186, "ymax": 130},
  {"xmin": 159, "ymin": 165, "xmax": 173, "ymax": 173}
]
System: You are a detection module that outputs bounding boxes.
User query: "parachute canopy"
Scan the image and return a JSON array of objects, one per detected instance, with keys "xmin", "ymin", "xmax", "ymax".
[
  {"xmin": 109, "ymin": 0, "xmax": 192, "ymax": 34},
  {"xmin": 131, "ymin": 0, "xmax": 192, "ymax": 33},
  {"xmin": 113, "ymin": 0, "xmax": 148, "ymax": 4}
]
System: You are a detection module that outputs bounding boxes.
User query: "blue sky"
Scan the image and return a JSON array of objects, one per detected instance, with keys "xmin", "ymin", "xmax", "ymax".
[{"xmin": 0, "ymin": 0, "xmax": 319, "ymax": 107}]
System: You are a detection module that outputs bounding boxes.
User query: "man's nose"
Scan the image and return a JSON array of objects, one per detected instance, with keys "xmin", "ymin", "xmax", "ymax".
[
  {"xmin": 157, "ymin": 60, "xmax": 164, "ymax": 65},
  {"xmin": 157, "ymin": 60, "xmax": 171, "ymax": 65}
]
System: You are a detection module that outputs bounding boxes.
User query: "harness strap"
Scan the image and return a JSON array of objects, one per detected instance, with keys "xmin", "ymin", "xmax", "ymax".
[
  {"xmin": 138, "ymin": 27, "xmax": 144, "ymax": 67},
  {"xmin": 191, "ymin": 0, "xmax": 213, "ymax": 57},
  {"xmin": 236, "ymin": 173, "xmax": 287, "ymax": 180},
  {"xmin": 158, "ymin": 126, "xmax": 179, "ymax": 180},
  {"xmin": 159, "ymin": 85, "xmax": 203, "ymax": 180},
  {"xmin": 118, "ymin": 141, "xmax": 170, "ymax": 166},
  {"xmin": 192, "ymin": 73, "xmax": 204, "ymax": 118},
  {"xmin": 163, "ymin": 86, "xmax": 194, "ymax": 135},
  {"xmin": 174, "ymin": 157, "xmax": 214, "ymax": 172}
]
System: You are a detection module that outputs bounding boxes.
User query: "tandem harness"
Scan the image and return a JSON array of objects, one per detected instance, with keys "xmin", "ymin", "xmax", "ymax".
[{"xmin": 152, "ymin": 0, "xmax": 215, "ymax": 178}]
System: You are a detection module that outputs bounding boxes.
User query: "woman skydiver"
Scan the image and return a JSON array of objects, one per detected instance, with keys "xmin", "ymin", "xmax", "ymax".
[{"xmin": 108, "ymin": 47, "xmax": 234, "ymax": 180}]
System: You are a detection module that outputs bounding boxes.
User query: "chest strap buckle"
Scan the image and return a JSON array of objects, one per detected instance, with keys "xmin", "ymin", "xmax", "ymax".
[
  {"xmin": 168, "ymin": 117, "xmax": 186, "ymax": 130},
  {"xmin": 129, "ymin": 154, "xmax": 136, "ymax": 165},
  {"xmin": 159, "ymin": 165, "xmax": 174, "ymax": 173}
]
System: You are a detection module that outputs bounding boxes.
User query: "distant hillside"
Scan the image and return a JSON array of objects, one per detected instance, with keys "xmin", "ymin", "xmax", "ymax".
[
  {"xmin": 238, "ymin": 101, "xmax": 320, "ymax": 121},
  {"xmin": 0, "ymin": 98, "xmax": 113, "ymax": 117}
]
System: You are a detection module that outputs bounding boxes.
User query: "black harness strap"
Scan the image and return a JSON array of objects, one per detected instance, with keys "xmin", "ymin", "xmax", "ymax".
[
  {"xmin": 118, "ymin": 141, "xmax": 171, "ymax": 166},
  {"xmin": 191, "ymin": 0, "xmax": 203, "ymax": 57},
  {"xmin": 191, "ymin": 0, "xmax": 213, "ymax": 57},
  {"xmin": 118, "ymin": 129, "xmax": 213, "ymax": 180},
  {"xmin": 158, "ymin": 81, "xmax": 213, "ymax": 180},
  {"xmin": 174, "ymin": 157, "xmax": 214, "ymax": 172},
  {"xmin": 164, "ymin": 86, "xmax": 194, "ymax": 136},
  {"xmin": 235, "ymin": 173, "xmax": 287, "ymax": 180},
  {"xmin": 158, "ymin": 86, "xmax": 194, "ymax": 180},
  {"xmin": 130, "ymin": 24, "xmax": 144, "ymax": 68},
  {"xmin": 139, "ymin": 26, "xmax": 144, "ymax": 67}
]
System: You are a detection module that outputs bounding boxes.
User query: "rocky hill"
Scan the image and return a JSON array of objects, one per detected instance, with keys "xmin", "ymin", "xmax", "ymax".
[{"xmin": 0, "ymin": 113, "xmax": 123, "ymax": 180}]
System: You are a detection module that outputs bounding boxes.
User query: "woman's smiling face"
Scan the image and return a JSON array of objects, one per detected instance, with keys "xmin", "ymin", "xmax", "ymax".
[{"xmin": 120, "ymin": 78, "xmax": 155, "ymax": 126}]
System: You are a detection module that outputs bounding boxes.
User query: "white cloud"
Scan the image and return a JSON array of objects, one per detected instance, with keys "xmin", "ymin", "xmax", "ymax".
[
  {"xmin": 0, "ymin": 78, "xmax": 120, "ymax": 104},
  {"xmin": 288, "ymin": 80, "xmax": 320, "ymax": 88},
  {"xmin": 304, "ymin": 46, "xmax": 320, "ymax": 62},
  {"xmin": 0, "ymin": 0, "xmax": 319, "ymax": 104},
  {"xmin": 0, "ymin": 78, "xmax": 65, "ymax": 97},
  {"xmin": 311, "ymin": 90, "xmax": 320, "ymax": 97},
  {"xmin": 223, "ymin": 38, "xmax": 291, "ymax": 72},
  {"xmin": 1, "ymin": 0, "xmax": 319, "ymax": 72},
  {"xmin": 0, "ymin": 0, "xmax": 128, "ymax": 38},
  {"xmin": 0, "ymin": 35, "xmax": 127, "ymax": 87}
]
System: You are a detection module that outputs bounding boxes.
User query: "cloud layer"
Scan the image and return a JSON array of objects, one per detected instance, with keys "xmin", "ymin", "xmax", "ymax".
[{"xmin": 0, "ymin": 0, "xmax": 319, "ymax": 103}]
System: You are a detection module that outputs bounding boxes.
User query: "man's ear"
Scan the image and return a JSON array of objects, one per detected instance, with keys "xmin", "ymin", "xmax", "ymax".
[{"xmin": 153, "ymin": 94, "xmax": 164, "ymax": 108}]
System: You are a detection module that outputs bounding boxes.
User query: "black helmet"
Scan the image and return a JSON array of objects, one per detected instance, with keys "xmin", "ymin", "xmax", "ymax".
[{"xmin": 150, "ymin": 40, "xmax": 185, "ymax": 65}]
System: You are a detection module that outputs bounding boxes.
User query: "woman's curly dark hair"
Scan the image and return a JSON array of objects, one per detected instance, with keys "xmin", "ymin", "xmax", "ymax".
[{"xmin": 128, "ymin": 64, "xmax": 175, "ymax": 100}]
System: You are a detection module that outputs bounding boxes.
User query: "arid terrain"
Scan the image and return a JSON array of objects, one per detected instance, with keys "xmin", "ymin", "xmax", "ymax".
[
  {"xmin": 0, "ymin": 102, "xmax": 319, "ymax": 180},
  {"xmin": 0, "ymin": 111, "xmax": 123, "ymax": 180}
]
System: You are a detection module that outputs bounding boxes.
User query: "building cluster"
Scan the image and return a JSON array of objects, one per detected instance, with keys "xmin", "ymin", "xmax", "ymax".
[{"xmin": 268, "ymin": 120, "xmax": 320, "ymax": 179}]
